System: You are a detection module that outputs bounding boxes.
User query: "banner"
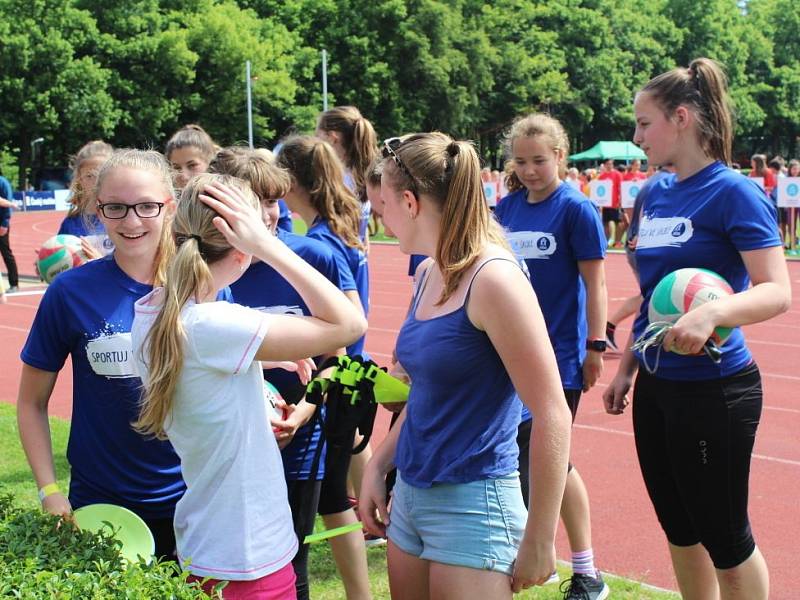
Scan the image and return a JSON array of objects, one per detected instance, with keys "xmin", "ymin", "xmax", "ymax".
[
  {"xmin": 777, "ymin": 177, "xmax": 800, "ymax": 208},
  {"xmin": 589, "ymin": 180, "xmax": 613, "ymax": 208},
  {"xmin": 621, "ymin": 181, "xmax": 642, "ymax": 209},
  {"xmin": 483, "ymin": 181, "xmax": 498, "ymax": 208}
]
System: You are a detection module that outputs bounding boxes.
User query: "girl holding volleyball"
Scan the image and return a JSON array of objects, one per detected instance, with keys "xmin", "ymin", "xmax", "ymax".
[
  {"xmin": 57, "ymin": 140, "xmax": 114, "ymax": 258},
  {"xmin": 18, "ymin": 150, "xmax": 183, "ymax": 557},
  {"xmin": 131, "ymin": 173, "xmax": 365, "ymax": 597},
  {"xmin": 360, "ymin": 133, "xmax": 571, "ymax": 599},
  {"xmin": 603, "ymin": 58, "xmax": 791, "ymax": 600},
  {"xmin": 495, "ymin": 112, "xmax": 609, "ymax": 600}
]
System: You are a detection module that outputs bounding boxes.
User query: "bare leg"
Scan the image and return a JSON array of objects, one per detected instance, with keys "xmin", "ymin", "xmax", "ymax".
[
  {"xmin": 323, "ymin": 509, "xmax": 372, "ymax": 600},
  {"xmin": 716, "ymin": 547, "xmax": 768, "ymax": 600},
  {"xmin": 387, "ymin": 541, "xmax": 430, "ymax": 600},
  {"xmin": 348, "ymin": 436, "xmax": 373, "ymax": 500},
  {"xmin": 429, "ymin": 562, "xmax": 512, "ymax": 600},
  {"xmin": 561, "ymin": 467, "xmax": 592, "ymax": 553},
  {"xmin": 669, "ymin": 542, "xmax": 720, "ymax": 600}
]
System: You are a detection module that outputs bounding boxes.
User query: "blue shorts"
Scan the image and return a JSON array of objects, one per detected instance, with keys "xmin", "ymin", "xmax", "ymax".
[{"xmin": 387, "ymin": 473, "xmax": 526, "ymax": 575}]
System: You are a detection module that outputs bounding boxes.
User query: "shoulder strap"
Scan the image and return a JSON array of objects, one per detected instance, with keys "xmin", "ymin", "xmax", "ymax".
[{"xmin": 464, "ymin": 257, "xmax": 522, "ymax": 303}]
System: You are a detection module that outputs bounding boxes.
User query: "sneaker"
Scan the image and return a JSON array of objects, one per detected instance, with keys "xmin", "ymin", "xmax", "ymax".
[
  {"xmin": 7, "ymin": 285, "xmax": 18, "ymax": 293},
  {"xmin": 364, "ymin": 532, "xmax": 387, "ymax": 548},
  {"xmin": 560, "ymin": 572, "xmax": 610, "ymax": 600},
  {"xmin": 605, "ymin": 322, "xmax": 618, "ymax": 352}
]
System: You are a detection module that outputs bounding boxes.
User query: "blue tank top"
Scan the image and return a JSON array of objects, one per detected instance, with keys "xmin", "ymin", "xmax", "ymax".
[{"xmin": 395, "ymin": 258, "xmax": 522, "ymax": 488}]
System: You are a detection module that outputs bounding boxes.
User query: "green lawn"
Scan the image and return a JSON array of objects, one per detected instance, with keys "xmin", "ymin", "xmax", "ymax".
[{"xmin": 0, "ymin": 403, "xmax": 676, "ymax": 599}]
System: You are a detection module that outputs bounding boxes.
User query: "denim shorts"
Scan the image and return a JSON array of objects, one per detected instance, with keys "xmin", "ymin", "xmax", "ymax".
[{"xmin": 387, "ymin": 473, "xmax": 526, "ymax": 575}]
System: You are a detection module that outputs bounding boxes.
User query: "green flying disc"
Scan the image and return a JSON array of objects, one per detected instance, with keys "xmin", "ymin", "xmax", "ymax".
[{"xmin": 73, "ymin": 503, "xmax": 155, "ymax": 563}]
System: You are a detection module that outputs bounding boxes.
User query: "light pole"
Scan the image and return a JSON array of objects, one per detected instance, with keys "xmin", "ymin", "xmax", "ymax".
[
  {"xmin": 322, "ymin": 50, "xmax": 328, "ymax": 111},
  {"xmin": 245, "ymin": 61, "xmax": 254, "ymax": 149}
]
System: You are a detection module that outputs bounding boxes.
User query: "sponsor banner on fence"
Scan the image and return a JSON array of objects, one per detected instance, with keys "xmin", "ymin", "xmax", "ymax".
[
  {"xmin": 777, "ymin": 177, "xmax": 800, "ymax": 208},
  {"xmin": 589, "ymin": 179, "xmax": 613, "ymax": 207}
]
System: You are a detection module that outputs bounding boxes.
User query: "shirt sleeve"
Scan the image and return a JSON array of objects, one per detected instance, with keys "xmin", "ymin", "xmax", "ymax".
[
  {"xmin": 20, "ymin": 281, "xmax": 74, "ymax": 372},
  {"xmin": 569, "ymin": 199, "xmax": 607, "ymax": 261},
  {"xmin": 722, "ymin": 179, "xmax": 782, "ymax": 251},
  {"xmin": 190, "ymin": 302, "xmax": 269, "ymax": 375}
]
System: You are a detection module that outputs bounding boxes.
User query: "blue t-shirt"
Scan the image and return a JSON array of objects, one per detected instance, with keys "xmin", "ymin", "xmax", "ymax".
[
  {"xmin": 495, "ymin": 183, "xmax": 606, "ymax": 391},
  {"xmin": 57, "ymin": 214, "xmax": 115, "ymax": 254},
  {"xmin": 306, "ymin": 218, "xmax": 370, "ymax": 357},
  {"xmin": 277, "ymin": 199, "xmax": 293, "ymax": 233},
  {"xmin": 230, "ymin": 229, "xmax": 344, "ymax": 480},
  {"xmin": 395, "ymin": 259, "xmax": 522, "ymax": 487},
  {"xmin": 633, "ymin": 161, "xmax": 782, "ymax": 380},
  {"xmin": 0, "ymin": 176, "xmax": 12, "ymax": 228},
  {"xmin": 20, "ymin": 255, "xmax": 185, "ymax": 519}
]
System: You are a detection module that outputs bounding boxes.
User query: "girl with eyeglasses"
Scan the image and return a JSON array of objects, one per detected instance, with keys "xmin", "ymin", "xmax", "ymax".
[
  {"xmin": 603, "ymin": 58, "xmax": 791, "ymax": 600},
  {"xmin": 18, "ymin": 150, "xmax": 185, "ymax": 559},
  {"xmin": 131, "ymin": 173, "xmax": 365, "ymax": 598},
  {"xmin": 57, "ymin": 140, "xmax": 114, "ymax": 258},
  {"xmin": 277, "ymin": 135, "xmax": 373, "ymax": 600},
  {"xmin": 360, "ymin": 133, "xmax": 572, "ymax": 599}
]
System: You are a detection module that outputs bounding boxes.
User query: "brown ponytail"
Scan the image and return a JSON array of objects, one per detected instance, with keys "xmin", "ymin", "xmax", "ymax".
[
  {"xmin": 384, "ymin": 132, "xmax": 509, "ymax": 304},
  {"xmin": 641, "ymin": 57, "xmax": 734, "ymax": 165},
  {"xmin": 317, "ymin": 106, "xmax": 378, "ymax": 202},
  {"xmin": 277, "ymin": 135, "xmax": 365, "ymax": 251}
]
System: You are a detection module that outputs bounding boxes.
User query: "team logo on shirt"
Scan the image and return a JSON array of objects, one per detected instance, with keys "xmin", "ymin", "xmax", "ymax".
[
  {"xmin": 85, "ymin": 332, "xmax": 137, "ymax": 378},
  {"xmin": 506, "ymin": 231, "xmax": 557, "ymax": 259},
  {"xmin": 636, "ymin": 216, "xmax": 694, "ymax": 249},
  {"xmin": 254, "ymin": 305, "xmax": 305, "ymax": 316}
]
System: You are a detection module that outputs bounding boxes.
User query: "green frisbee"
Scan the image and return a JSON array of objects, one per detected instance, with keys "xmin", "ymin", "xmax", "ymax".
[{"xmin": 73, "ymin": 503, "xmax": 155, "ymax": 563}]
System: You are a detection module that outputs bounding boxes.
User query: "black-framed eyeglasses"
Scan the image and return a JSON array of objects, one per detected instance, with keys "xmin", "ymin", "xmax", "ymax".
[
  {"xmin": 382, "ymin": 137, "xmax": 419, "ymax": 195},
  {"xmin": 97, "ymin": 201, "xmax": 166, "ymax": 219}
]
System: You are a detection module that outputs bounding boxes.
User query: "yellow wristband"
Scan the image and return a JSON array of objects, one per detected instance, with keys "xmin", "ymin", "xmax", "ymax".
[{"xmin": 38, "ymin": 483, "xmax": 61, "ymax": 502}]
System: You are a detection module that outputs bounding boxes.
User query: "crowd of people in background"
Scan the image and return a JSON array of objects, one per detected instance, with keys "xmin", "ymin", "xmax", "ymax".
[{"xmin": 6, "ymin": 56, "xmax": 794, "ymax": 600}]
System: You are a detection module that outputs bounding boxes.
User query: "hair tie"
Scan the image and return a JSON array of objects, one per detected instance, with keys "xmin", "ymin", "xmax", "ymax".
[
  {"xmin": 177, "ymin": 233, "xmax": 202, "ymax": 246},
  {"xmin": 190, "ymin": 234, "xmax": 202, "ymax": 244},
  {"xmin": 446, "ymin": 142, "xmax": 460, "ymax": 158}
]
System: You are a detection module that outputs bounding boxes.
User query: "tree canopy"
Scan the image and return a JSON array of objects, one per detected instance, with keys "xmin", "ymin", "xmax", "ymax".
[{"xmin": 1, "ymin": 0, "xmax": 798, "ymax": 187}]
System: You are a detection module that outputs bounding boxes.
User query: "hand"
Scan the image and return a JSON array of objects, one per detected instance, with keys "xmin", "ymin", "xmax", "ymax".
[
  {"xmin": 511, "ymin": 536, "xmax": 557, "ymax": 592},
  {"xmin": 359, "ymin": 459, "xmax": 390, "ymax": 538},
  {"xmin": 79, "ymin": 237, "xmax": 102, "ymax": 261},
  {"xmin": 661, "ymin": 303, "xmax": 717, "ymax": 356},
  {"xmin": 389, "ymin": 361, "xmax": 410, "ymax": 385},
  {"xmin": 271, "ymin": 399, "xmax": 317, "ymax": 448},
  {"xmin": 0, "ymin": 226, "xmax": 7, "ymax": 236},
  {"xmin": 199, "ymin": 181, "xmax": 274, "ymax": 257},
  {"xmin": 42, "ymin": 492, "xmax": 73, "ymax": 522},
  {"xmin": 602, "ymin": 373, "xmax": 632, "ymax": 415},
  {"xmin": 582, "ymin": 351, "xmax": 603, "ymax": 392},
  {"xmin": 261, "ymin": 358, "xmax": 316, "ymax": 385}
]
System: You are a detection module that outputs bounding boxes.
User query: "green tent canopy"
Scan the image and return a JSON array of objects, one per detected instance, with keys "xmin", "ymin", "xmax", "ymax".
[{"xmin": 568, "ymin": 141, "xmax": 646, "ymax": 162}]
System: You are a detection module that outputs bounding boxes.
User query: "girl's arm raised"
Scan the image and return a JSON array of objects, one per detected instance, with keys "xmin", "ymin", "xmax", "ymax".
[
  {"xmin": 200, "ymin": 182, "xmax": 367, "ymax": 361},
  {"xmin": 17, "ymin": 365, "xmax": 72, "ymax": 517},
  {"xmin": 468, "ymin": 257, "xmax": 572, "ymax": 592}
]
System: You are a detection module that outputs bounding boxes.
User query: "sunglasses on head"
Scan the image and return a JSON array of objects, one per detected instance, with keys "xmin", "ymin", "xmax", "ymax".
[{"xmin": 382, "ymin": 137, "xmax": 419, "ymax": 196}]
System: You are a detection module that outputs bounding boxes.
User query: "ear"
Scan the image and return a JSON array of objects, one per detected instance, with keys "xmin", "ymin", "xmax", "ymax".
[
  {"xmin": 403, "ymin": 189, "xmax": 419, "ymax": 219},
  {"xmin": 231, "ymin": 249, "xmax": 249, "ymax": 265},
  {"xmin": 673, "ymin": 106, "xmax": 691, "ymax": 130}
]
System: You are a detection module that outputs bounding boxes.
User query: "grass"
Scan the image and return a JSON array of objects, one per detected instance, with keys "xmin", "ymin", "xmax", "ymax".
[{"xmin": 0, "ymin": 403, "xmax": 676, "ymax": 598}]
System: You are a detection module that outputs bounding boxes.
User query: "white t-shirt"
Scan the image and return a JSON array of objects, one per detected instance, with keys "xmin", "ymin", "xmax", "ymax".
[{"xmin": 132, "ymin": 291, "xmax": 297, "ymax": 580}]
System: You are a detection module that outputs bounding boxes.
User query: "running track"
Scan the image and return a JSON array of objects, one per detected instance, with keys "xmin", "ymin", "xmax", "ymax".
[{"xmin": 2, "ymin": 211, "xmax": 798, "ymax": 598}]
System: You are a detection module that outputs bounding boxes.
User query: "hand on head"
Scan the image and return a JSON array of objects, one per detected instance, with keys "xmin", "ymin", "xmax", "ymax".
[{"xmin": 199, "ymin": 181, "xmax": 273, "ymax": 257}]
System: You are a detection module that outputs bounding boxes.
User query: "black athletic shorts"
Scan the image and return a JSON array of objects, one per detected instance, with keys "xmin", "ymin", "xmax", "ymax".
[
  {"xmin": 602, "ymin": 207, "xmax": 622, "ymax": 223},
  {"xmin": 632, "ymin": 362, "xmax": 761, "ymax": 569}
]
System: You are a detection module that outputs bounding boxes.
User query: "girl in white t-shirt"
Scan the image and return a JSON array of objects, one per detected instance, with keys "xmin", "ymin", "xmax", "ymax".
[{"xmin": 132, "ymin": 173, "xmax": 366, "ymax": 599}]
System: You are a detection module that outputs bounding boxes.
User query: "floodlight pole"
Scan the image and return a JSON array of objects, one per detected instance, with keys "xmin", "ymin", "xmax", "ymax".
[
  {"xmin": 322, "ymin": 50, "xmax": 328, "ymax": 111},
  {"xmin": 246, "ymin": 61, "xmax": 254, "ymax": 149}
]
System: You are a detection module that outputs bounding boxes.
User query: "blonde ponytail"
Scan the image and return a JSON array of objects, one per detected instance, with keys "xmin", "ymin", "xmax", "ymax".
[{"xmin": 134, "ymin": 173, "xmax": 258, "ymax": 439}]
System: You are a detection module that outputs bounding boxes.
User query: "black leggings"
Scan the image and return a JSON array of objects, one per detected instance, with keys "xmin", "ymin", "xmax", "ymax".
[
  {"xmin": 317, "ymin": 425, "xmax": 357, "ymax": 516},
  {"xmin": 518, "ymin": 388, "xmax": 581, "ymax": 508},
  {"xmin": 286, "ymin": 479, "xmax": 322, "ymax": 600},
  {"xmin": 633, "ymin": 363, "xmax": 762, "ymax": 569},
  {"xmin": 142, "ymin": 516, "xmax": 177, "ymax": 561}
]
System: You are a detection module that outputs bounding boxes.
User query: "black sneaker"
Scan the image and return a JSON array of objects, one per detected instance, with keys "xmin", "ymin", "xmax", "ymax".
[
  {"xmin": 605, "ymin": 322, "xmax": 618, "ymax": 352},
  {"xmin": 560, "ymin": 572, "xmax": 610, "ymax": 600}
]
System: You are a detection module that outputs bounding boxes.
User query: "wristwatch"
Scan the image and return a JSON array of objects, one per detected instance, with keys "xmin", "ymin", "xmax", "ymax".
[{"xmin": 586, "ymin": 339, "xmax": 607, "ymax": 353}]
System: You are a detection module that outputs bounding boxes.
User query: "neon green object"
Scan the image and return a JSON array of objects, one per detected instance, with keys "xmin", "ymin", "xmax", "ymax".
[
  {"xmin": 73, "ymin": 503, "xmax": 155, "ymax": 563},
  {"xmin": 304, "ymin": 521, "xmax": 364, "ymax": 544},
  {"xmin": 369, "ymin": 368, "xmax": 409, "ymax": 404}
]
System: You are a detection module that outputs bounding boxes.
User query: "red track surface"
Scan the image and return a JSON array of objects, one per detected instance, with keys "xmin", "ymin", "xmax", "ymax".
[{"xmin": 3, "ymin": 210, "xmax": 799, "ymax": 597}]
